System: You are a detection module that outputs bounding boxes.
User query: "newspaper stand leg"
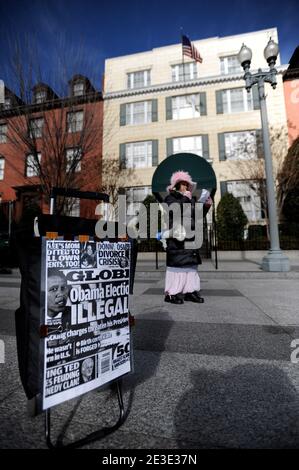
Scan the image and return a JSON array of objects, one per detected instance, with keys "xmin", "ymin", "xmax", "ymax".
[
  {"xmin": 40, "ymin": 188, "xmax": 133, "ymax": 448},
  {"xmin": 45, "ymin": 377, "xmax": 126, "ymax": 449}
]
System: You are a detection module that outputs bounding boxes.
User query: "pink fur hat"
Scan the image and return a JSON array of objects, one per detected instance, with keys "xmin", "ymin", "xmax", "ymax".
[{"xmin": 167, "ymin": 170, "xmax": 196, "ymax": 193}]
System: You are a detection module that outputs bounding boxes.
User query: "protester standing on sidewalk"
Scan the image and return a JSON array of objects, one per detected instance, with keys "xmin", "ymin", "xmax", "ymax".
[{"xmin": 163, "ymin": 171, "xmax": 212, "ymax": 305}]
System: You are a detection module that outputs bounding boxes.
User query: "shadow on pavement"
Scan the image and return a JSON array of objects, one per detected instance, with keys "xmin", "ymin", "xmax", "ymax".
[
  {"xmin": 175, "ymin": 364, "xmax": 299, "ymax": 449},
  {"xmin": 123, "ymin": 312, "xmax": 174, "ymax": 412}
]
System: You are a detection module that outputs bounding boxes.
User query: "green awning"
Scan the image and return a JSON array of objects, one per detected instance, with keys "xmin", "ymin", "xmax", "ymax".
[{"xmin": 151, "ymin": 153, "xmax": 217, "ymax": 201}]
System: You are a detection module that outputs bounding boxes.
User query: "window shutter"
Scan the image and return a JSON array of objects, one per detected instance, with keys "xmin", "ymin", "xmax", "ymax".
[
  {"xmin": 166, "ymin": 138, "xmax": 173, "ymax": 157},
  {"xmin": 201, "ymin": 135, "xmax": 209, "ymax": 160},
  {"xmin": 220, "ymin": 181, "xmax": 228, "ymax": 197},
  {"xmin": 151, "ymin": 140, "xmax": 158, "ymax": 166},
  {"xmin": 252, "ymin": 84, "xmax": 260, "ymax": 110},
  {"xmin": 199, "ymin": 92, "xmax": 207, "ymax": 116},
  {"xmin": 218, "ymin": 133, "xmax": 226, "ymax": 161},
  {"xmin": 256, "ymin": 129, "xmax": 264, "ymax": 159},
  {"xmin": 151, "ymin": 99, "xmax": 158, "ymax": 122},
  {"xmin": 120, "ymin": 104, "xmax": 127, "ymax": 126},
  {"xmin": 216, "ymin": 90, "xmax": 224, "ymax": 114},
  {"xmin": 119, "ymin": 143, "xmax": 126, "ymax": 168},
  {"xmin": 166, "ymin": 97, "xmax": 173, "ymax": 120}
]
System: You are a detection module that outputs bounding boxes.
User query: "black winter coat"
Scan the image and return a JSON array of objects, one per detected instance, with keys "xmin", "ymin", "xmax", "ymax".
[{"xmin": 164, "ymin": 190, "xmax": 207, "ymax": 268}]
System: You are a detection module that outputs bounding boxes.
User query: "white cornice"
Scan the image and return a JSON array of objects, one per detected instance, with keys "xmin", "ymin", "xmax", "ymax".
[{"xmin": 104, "ymin": 65, "xmax": 287, "ymax": 100}]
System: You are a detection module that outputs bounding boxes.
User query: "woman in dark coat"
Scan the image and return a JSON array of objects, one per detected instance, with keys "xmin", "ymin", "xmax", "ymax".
[{"xmin": 164, "ymin": 170, "xmax": 212, "ymax": 305}]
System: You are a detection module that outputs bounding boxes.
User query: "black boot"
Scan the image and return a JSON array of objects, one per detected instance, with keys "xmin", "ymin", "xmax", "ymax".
[
  {"xmin": 193, "ymin": 291, "xmax": 204, "ymax": 303},
  {"xmin": 164, "ymin": 294, "xmax": 184, "ymax": 304},
  {"xmin": 184, "ymin": 291, "xmax": 204, "ymax": 303}
]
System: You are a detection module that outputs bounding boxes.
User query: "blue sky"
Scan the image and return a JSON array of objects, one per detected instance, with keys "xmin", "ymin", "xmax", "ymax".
[{"xmin": 0, "ymin": 0, "xmax": 298, "ymax": 92}]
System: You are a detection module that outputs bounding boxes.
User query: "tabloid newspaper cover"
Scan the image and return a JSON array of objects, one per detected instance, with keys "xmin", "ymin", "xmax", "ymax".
[{"xmin": 40, "ymin": 239, "xmax": 131, "ymax": 410}]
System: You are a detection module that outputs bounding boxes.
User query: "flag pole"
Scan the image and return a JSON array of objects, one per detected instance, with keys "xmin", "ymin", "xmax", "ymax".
[{"xmin": 180, "ymin": 27, "xmax": 186, "ymax": 82}]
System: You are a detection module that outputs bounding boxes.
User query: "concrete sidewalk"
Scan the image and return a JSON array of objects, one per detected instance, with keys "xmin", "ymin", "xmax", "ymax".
[
  {"xmin": 1, "ymin": 257, "xmax": 299, "ymax": 448},
  {"xmin": 136, "ymin": 253, "xmax": 299, "ymax": 280}
]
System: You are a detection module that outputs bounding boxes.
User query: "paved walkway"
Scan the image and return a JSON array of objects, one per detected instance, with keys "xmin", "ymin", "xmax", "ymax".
[{"xmin": 1, "ymin": 257, "xmax": 299, "ymax": 448}]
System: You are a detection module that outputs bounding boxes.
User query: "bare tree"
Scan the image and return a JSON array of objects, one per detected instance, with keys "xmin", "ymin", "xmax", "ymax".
[
  {"xmin": 1, "ymin": 35, "xmax": 103, "ymax": 215},
  {"xmin": 101, "ymin": 159, "xmax": 139, "ymax": 207},
  {"xmin": 87, "ymin": 156, "xmax": 140, "ymax": 221},
  {"xmin": 233, "ymin": 125, "xmax": 288, "ymax": 237}
]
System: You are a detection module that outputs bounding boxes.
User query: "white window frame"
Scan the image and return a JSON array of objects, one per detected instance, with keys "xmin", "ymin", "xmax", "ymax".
[
  {"xmin": 172, "ymin": 93, "xmax": 201, "ymax": 120},
  {"xmin": 227, "ymin": 180, "xmax": 262, "ymax": 222},
  {"xmin": 222, "ymin": 88, "xmax": 253, "ymax": 114},
  {"xmin": 172, "ymin": 135, "xmax": 203, "ymax": 156},
  {"xmin": 127, "ymin": 70, "xmax": 151, "ymax": 89},
  {"xmin": 73, "ymin": 82, "xmax": 84, "ymax": 96},
  {"xmin": 172, "ymin": 62, "xmax": 197, "ymax": 82},
  {"xmin": 4, "ymin": 98, "xmax": 11, "ymax": 110},
  {"xmin": 0, "ymin": 123, "xmax": 8, "ymax": 143},
  {"xmin": 125, "ymin": 101, "xmax": 152, "ymax": 125},
  {"xmin": 224, "ymin": 130, "xmax": 258, "ymax": 160},
  {"xmin": 26, "ymin": 153, "xmax": 41, "ymax": 177},
  {"xmin": 125, "ymin": 141, "xmax": 153, "ymax": 168},
  {"xmin": 35, "ymin": 90, "xmax": 47, "ymax": 104},
  {"xmin": 67, "ymin": 111, "xmax": 84, "ymax": 133},
  {"xmin": 29, "ymin": 118, "xmax": 44, "ymax": 138},
  {"xmin": 220, "ymin": 55, "xmax": 242, "ymax": 75},
  {"xmin": 66, "ymin": 147, "xmax": 82, "ymax": 172},
  {"xmin": 0, "ymin": 157, "xmax": 5, "ymax": 180}
]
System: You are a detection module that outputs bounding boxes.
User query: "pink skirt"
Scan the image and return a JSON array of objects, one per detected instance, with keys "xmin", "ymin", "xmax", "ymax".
[{"xmin": 164, "ymin": 267, "xmax": 200, "ymax": 295}]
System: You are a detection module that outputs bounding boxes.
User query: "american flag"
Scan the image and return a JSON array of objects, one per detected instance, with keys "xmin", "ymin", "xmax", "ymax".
[{"xmin": 182, "ymin": 35, "xmax": 203, "ymax": 63}]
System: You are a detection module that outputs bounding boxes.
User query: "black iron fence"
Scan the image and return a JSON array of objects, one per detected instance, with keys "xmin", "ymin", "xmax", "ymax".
[{"xmin": 215, "ymin": 237, "xmax": 299, "ymax": 251}]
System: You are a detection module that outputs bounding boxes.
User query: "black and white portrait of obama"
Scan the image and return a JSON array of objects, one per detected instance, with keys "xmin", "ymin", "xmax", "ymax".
[{"xmin": 46, "ymin": 271, "xmax": 71, "ymax": 326}]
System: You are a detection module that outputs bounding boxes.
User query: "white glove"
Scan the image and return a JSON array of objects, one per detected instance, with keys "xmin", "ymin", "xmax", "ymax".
[
  {"xmin": 173, "ymin": 224, "xmax": 186, "ymax": 241},
  {"xmin": 199, "ymin": 189, "xmax": 210, "ymax": 204}
]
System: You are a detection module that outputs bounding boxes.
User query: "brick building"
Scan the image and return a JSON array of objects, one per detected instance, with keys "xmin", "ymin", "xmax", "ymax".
[
  {"xmin": 283, "ymin": 46, "xmax": 299, "ymax": 144},
  {"xmin": 0, "ymin": 75, "xmax": 103, "ymax": 227}
]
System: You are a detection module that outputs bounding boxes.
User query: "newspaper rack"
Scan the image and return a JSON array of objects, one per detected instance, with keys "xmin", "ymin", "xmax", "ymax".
[
  {"xmin": 45, "ymin": 379, "xmax": 126, "ymax": 449},
  {"xmin": 15, "ymin": 188, "xmax": 137, "ymax": 448}
]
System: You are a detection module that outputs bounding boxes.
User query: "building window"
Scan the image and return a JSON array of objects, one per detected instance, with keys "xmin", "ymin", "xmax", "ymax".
[
  {"xmin": 167, "ymin": 134, "xmax": 209, "ymax": 160},
  {"xmin": 29, "ymin": 118, "xmax": 44, "ymax": 138},
  {"xmin": 0, "ymin": 124, "xmax": 8, "ymax": 143},
  {"xmin": 127, "ymin": 70, "xmax": 151, "ymax": 89},
  {"xmin": 26, "ymin": 153, "xmax": 41, "ymax": 177},
  {"xmin": 67, "ymin": 111, "xmax": 84, "ymax": 133},
  {"xmin": 73, "ymin": 82, "xmax": 84, "ymax": 96},
  {"xmin": 172, "ymin": 62, "xmax": 197, "ymax": 82},
  {"xmin": 222, "ymin": 88, "xmax": 253, "ymax": 113},
  {"xmin": 173, "ymin": 135, "xmax": 203, "ymax": 156},
  {"xmin": 125, "ymin": 101, "xmax": 152, "ymax": 125},
  {"xmin": 172, "ymin": 94, "xmax": 201, "ymax": 120},
  {"xmin": 125, "ymin": 141, "xmax": 153, "ymax": 168},
  {"xmin": 65, "ymin": 197, "xmax": 80, "ymax": 217},
  {"xmin": 224, "ymin": 131, "xmax": 257, "ymax": 160},
  {"xmin": 227, "ymin": 181, "xmax": 262, "ymax": 222},
  {"xmin": 126, "ymin": 186, "xmax": 151, "ymax": 216},
  {"xmin": 220, "ymin": 55, "xmax": 242, "ymax": 75},
  {"xmin": 35, "ymin": 90, "xmax": 47, "ymax": 104},
  {"xmin": 66, "ymin": 147, "xmax": 82, "ymax": 172},
  {"xmin": 4, "ymin": 98, "xmax": 11, "ymax": 110},
  {"xmin": 0, "ymin": 157, "xmax": 5, "ymax": 180}
]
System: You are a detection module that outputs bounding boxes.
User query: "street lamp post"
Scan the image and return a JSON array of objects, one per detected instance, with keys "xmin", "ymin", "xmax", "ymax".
[
  {"xmin": 0, "ymin": 79, "xmax": 4, "ymax": 104},
  {"xmin": 238, "ymin": 39, "xmax": 290, "ymax": 272}
]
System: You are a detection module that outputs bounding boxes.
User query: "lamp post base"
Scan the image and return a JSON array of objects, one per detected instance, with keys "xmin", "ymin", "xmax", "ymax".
[{"xmin": 261, "ymin": 250, "xmax": 290, "ymax": 272}]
